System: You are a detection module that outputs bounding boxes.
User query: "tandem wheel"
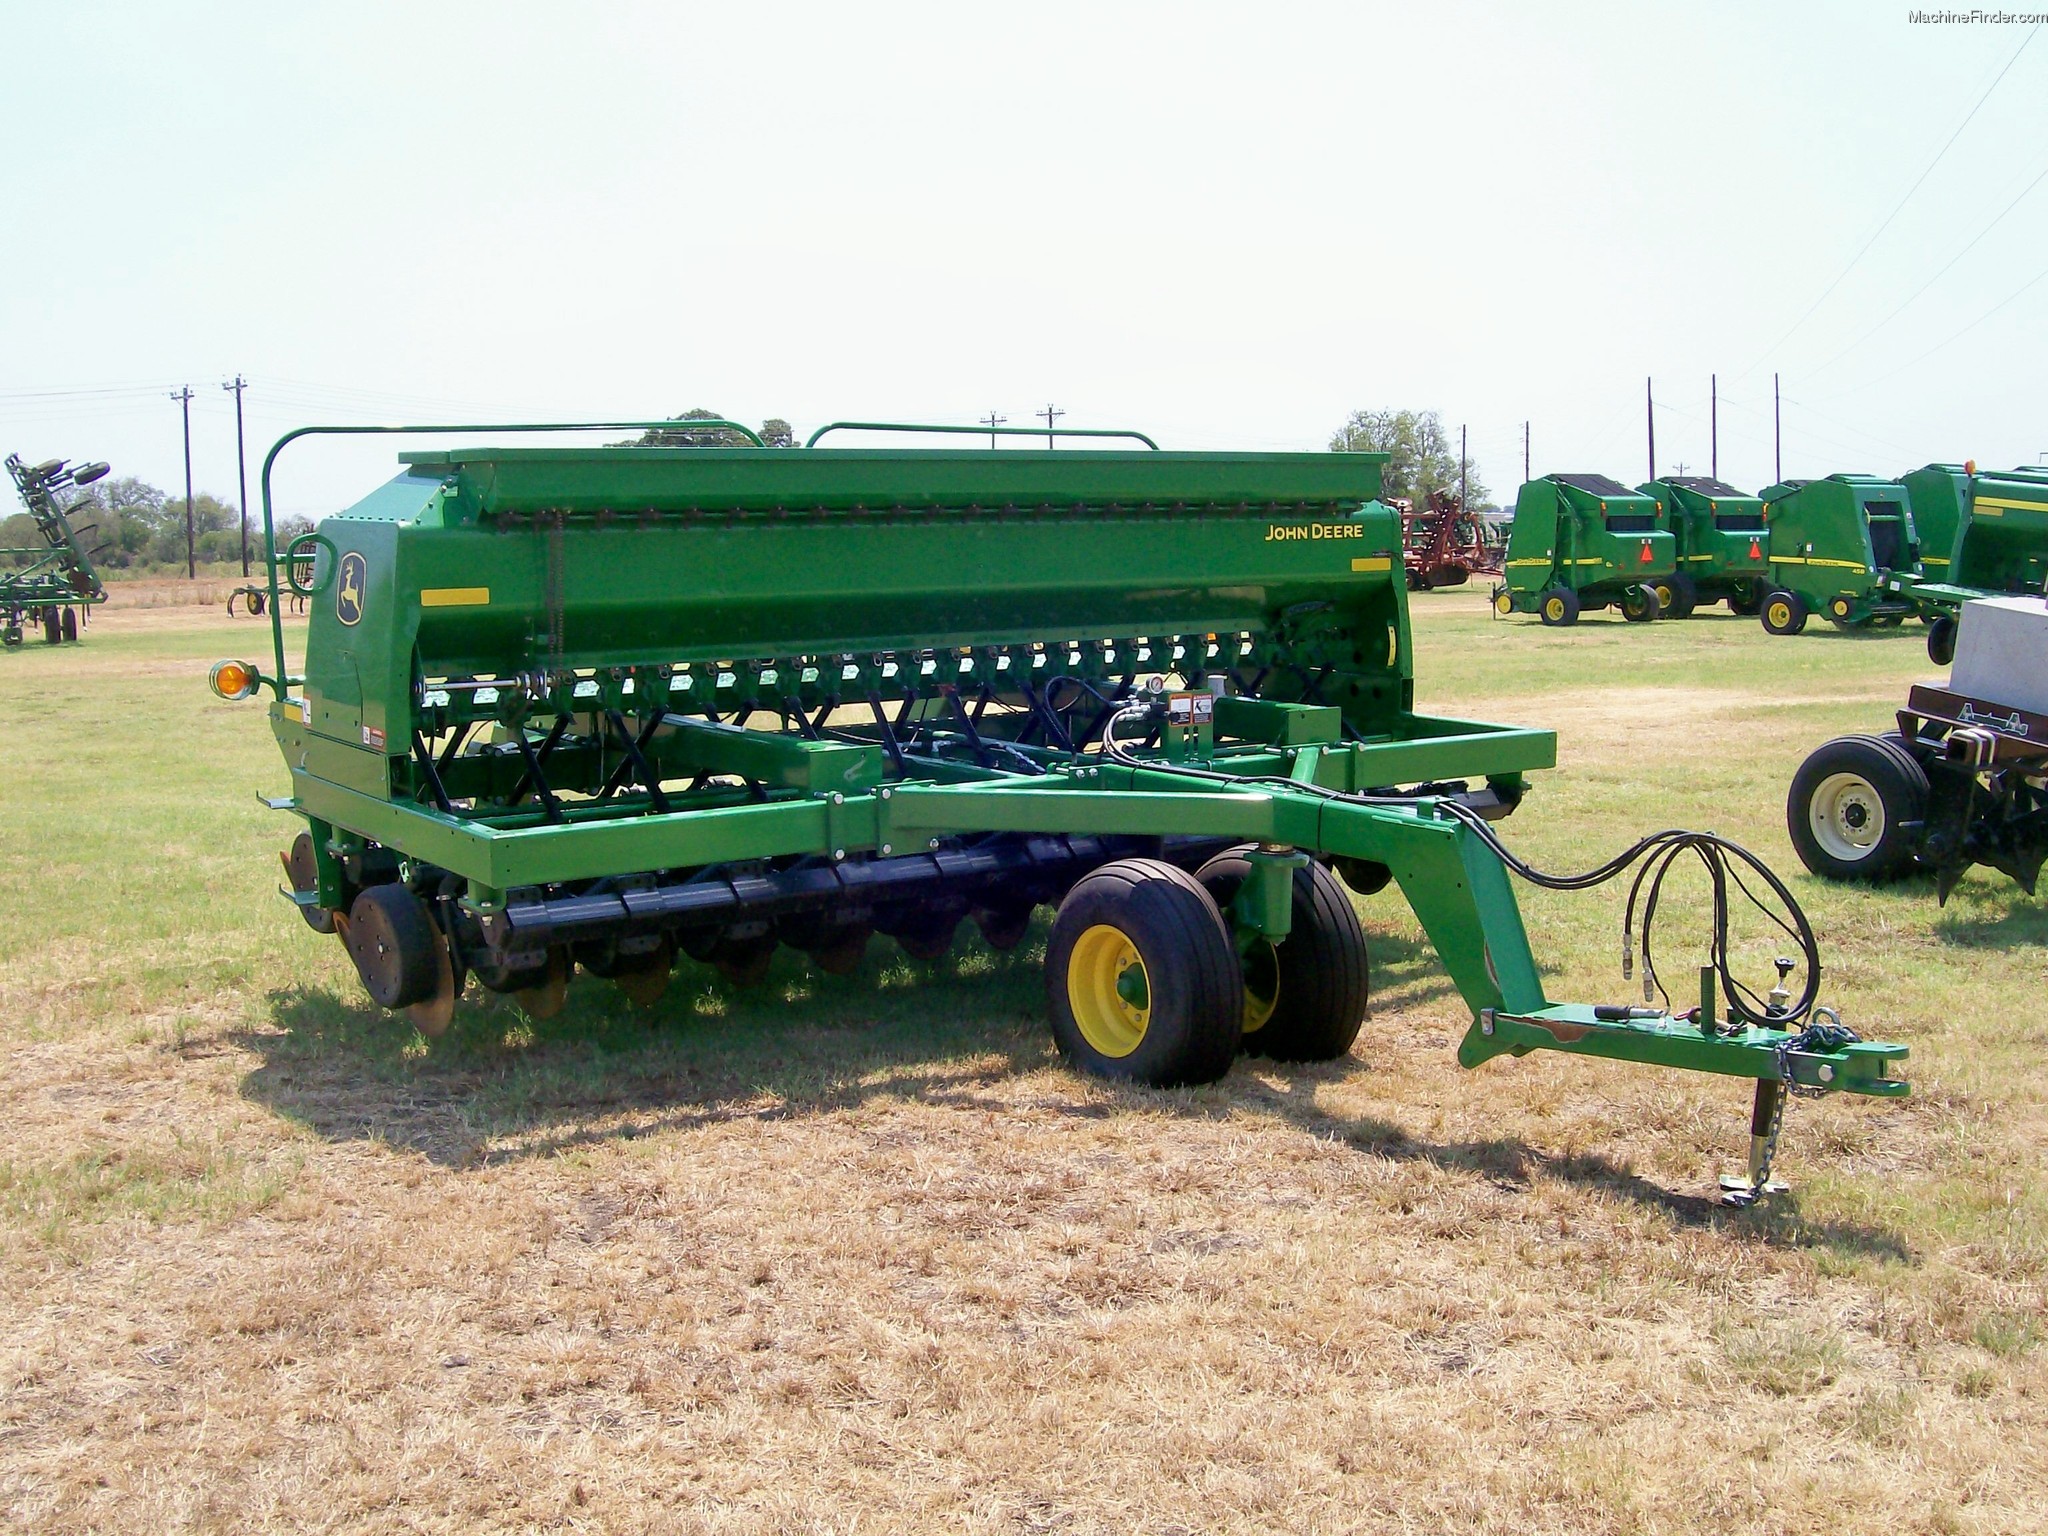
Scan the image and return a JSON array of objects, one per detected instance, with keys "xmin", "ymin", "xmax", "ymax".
[
  {"xmin": 1653, "ymin": 571, "xmax": 1697, "ymax": 619},
  {"xmin": 1045, "ymin": 858, "xmax": 1242, "ymax": 1087},
  {"xmin": 1538, "ymin": 587, "xmax": 1580, "ymax": 627},
  {"xmin": 1761, "ymin": 589, "xmax": 1808, "ymax": 636},
  {"xmin": 1194, "ymin": 849, "xmax": 1370, "ymax": 1062}
]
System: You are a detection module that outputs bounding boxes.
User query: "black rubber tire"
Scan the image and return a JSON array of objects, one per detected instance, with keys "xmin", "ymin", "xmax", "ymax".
[
  {"xmin": 60, "ymin": 608, "xmax": 77, "ymax": 642},
  {"xmin": 1728, "ymin": 581, "xmax": 1763, "ymax": 616},
  {"xmin": 287, "ymin": 830, "xmax": 337, "ymax": 934},
  {"xmin": 42, "ymin": 610, "xmax": 61, "ymax": 645},
  {"xmin": 1787, "ymin": 735, "xmax": 1927, "ymax": 882},
  {"xmin": 1654, "ymin": 572, "xmax": 1698, "ymax": 619},
  {"xmin": 1045, "ymin": 858, "xmax": 1241, "ymax": 1086},
  {"xmin": 1332, "ymin": 856, "xmax": 1392, "ymax": 896},
  {"xmin": 2, "ymin": 627, "xmax": 23, "ymax": 648},
  {"xmin": 1927, "ymin": 614, "xmax": 1958, "ymax": 667},
  {"xmin": 1761, "ymin": 589, "xmax": 1808, "ymax": 636},
  {"xmin": 346, "ymin": 884, "xmax": 440, "ymax": 1009},
  {"xmin": 973, "ymin": 904, "xmax": 1035, "ymax": 952},
  {"xmin": 893, "ymin": 910, "xmax": 961, "ymax": 963},
  {"xmin": 1620, "ymin": 585, "xmax": 1663, "ymax": 623},
  {"xmin": 1194, "ymin": 851, "xmax": 1370, "ymax": 1062},
  {"xmin": 248, "ymin": 591, "xmax": 267, "ymax": 616},
  {"xmin": 1537, "ymin": 587, "xmax": 1580, "ymax": 627}
]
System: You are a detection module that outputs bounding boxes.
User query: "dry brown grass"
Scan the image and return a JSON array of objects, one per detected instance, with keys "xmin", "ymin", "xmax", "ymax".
[{"xmin": 1, "ymin": 600, "xmax": 2043, "ymax": 1534}]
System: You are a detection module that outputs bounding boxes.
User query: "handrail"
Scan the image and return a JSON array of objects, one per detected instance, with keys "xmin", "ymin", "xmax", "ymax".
[
  {"xmin": 803, "ymin": 420, "xmax": 1160, "ymax": 450},
  {"xmin": 255, "ymin": 420, "xmax": 744, "ymax": 701}
]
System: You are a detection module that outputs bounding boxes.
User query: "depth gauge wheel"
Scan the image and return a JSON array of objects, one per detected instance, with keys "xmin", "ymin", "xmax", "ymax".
[
  {"xmin": 1492, "ymin": 589, "xmax": 1514, "ymax": 617},
  {"xmin": 1761, "ymin": 589, "xmax": 1808, "ymax": 636},
  {"xmin": 345, "ymin": 884, "xmax": 440, "ymax": 1010},
  {"xmin": 1537, "ymin": 587, "xmax": 1580, "ymax": 627},
  {"xmin": 1727, "ymin": 581, "xmax": 1763, "ymax": 616},
  {"xmin": 1045, "ymin": 858, "xmax": 1241, "ymax": 1086},
  {"xmin": 1620, "ymin": 585, "xmax": 1663, "ymax": 623},
  {"xmin": 1194, "ymin": 850, "xmax": 1370, "ymax": 1062},
  {"xmin": 2, "ymin": 625, "xmax": 23, "ymax": 648},
  {"xmin": 1786, "ymin": 735, "xmax": 1927, "ymax": 882}
]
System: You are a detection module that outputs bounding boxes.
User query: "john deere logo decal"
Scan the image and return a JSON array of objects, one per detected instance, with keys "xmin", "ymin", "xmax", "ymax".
[{"xmin": 336, "ymin": 552, "xmax": 366, "ymax": 627}]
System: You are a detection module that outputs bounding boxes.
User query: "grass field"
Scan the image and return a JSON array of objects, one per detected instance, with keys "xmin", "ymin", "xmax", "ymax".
[{"xmin": 2, "ymin": 594, "xmax": 2044, "ymax": 1534}]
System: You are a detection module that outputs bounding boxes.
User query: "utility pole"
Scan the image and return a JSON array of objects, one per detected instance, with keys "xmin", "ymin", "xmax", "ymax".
[
  {"xmin": 1646, "ymin": 376, "xmax": 1656, "ymax": 481},
  {"xmin": 1710, "ymin": 374, "xmax": 1719, "ymax": 481},
  {"xmin": 1038, "ymin": 403, "xmax": 1064, "ymax": 448},
  {"xmin": 1523, "ymin": 420, "xmax": 1530, "ymax": 482},
  {"xmin": 980, "ymin": 410, "xmax": 1006, "ymax": 449},
  {"xmin": 223, "ymin": 375, "xmax": 249, "ymax": 575},
  {"xmin": 1459, "ymin": 423, "xmax": 1468, "ymax": 509},
  {"xmin": 170, "ymin": 386, "xmax": 196, "ymax": 579},
  {"xmin": 1773, "ymin": 372, "xmax": 1783, "ymax": 482}
]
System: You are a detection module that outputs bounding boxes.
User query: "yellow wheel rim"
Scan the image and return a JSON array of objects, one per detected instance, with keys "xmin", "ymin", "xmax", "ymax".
[
  {"xmin": 1655, "ymin": 584, "xmax": 1674, "ymax": 609},
  {"xmin": 1544, "ymin": 597, "xmax": 1565, "ymax": 622},
  {"xmin": 1833, "ymin": 599, "xmax": 1850, "ymax": 618},
  {"xmin": 1241, "ymin": 940, "xmax": 1279, "ymax": 1035},
  {"xmin": 1768, "ymin": 600, "xmax": 1791, "ymax": 629},
  {"xmin": 1494, "ymin": 592, "xmax": 1512, "ymax": 616},
  {"xmin": 1068, "ymin": 924, "xmax": 1150, "ymax": 1057}
]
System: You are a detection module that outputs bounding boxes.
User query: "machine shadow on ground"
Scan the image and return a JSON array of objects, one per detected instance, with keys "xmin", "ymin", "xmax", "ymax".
[{"xmin": 232, "ymin": 920, "xmax": 1907, "ymax": 1263}]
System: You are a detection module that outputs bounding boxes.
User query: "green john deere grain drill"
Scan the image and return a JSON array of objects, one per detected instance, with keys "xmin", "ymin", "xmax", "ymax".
[
  {"xmin": 1636, "ymin": 476, "xmax": 1770, "ymax": 617},
  {"xmin": 211, "ymin": 420, "xmax": 1909, "ymax": 1202},
  {"xmin": 1493, "ymin": 474, "xmax": 1675, "ymax": 625}
]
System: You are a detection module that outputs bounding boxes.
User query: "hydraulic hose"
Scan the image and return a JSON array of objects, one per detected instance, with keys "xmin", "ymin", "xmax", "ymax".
[{"xmin": 1099, "ymin": 701, "xmax": 1822, "ymax": 1030}]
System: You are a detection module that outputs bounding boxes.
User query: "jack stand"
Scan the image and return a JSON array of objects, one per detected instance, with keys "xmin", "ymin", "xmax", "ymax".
[{"xmin": 1720, "ymin": 1077, "xmax": 1789, "ymax": 1207}]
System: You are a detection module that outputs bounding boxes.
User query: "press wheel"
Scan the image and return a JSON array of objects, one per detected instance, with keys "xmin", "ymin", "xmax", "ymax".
[
  {"xmin": 406, "ymin": 922, "xmax": 460, "ymax": 1037},
  {"xmin": 510, "ymin": 948, "xmax": 570, "ymax": 1019},
  {"xmin": 612, "ymin": 937, "xmax": 676, "ymax": 1007}
]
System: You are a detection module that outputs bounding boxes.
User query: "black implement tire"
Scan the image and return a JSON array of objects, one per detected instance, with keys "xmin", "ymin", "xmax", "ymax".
[
  {"xmin": 2, "ymin": 626, "xmax": 22, "ymax": 648},
  {"xmin": 346, "ymin": 884, "xmax": 440, "ymax": 1009},
  {"xmin": 1538, "ymin": 587, "xmax": 1580, "ymax": 627},
  {"xmin": 1728, "ymin": 580, "xmax": 1764, "ymax": 616},
  {"xmin": 1761, "ymin": 589, "xmax": 1808, "ymax": 636},
  {"xmin": 1194, "ymin": 851, "xmax": 1370, "ymax": 1062},
  {"xmin": 60, "ymin": 608, "xmax": 77, "ymax": 642},
  {"xmin": 1654, "ymin": 572, "xmax": 1698, "ymax": 619},
  {"xmin": 1621, "ymin": 584, "xmax": 1663, "ymax": 623},
  {"xmin": 1046, "ymin": 858, "xmax": 1241, "ymax": 1086},
  {"xmin": 286, "ymin": 830, "xmax": 337, "ymax": 934},
  {"xmin": 1333, "ymin": 856, "xmax": 1392, "ymax": 896},
  {"xmin": 1787, "ymin": 735, "xmax": 1927, "ymax": 882},
  {"xmin": 1927, "ymin": 614, "xmax": 1958, "ymax": 667},
  {"xmin": 42, "ymin": 610, "xmax": 61, "ymax": 645}
]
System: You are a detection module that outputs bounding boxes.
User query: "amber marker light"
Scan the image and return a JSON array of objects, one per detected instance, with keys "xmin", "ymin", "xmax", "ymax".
[{"xmin": 209, "ymin": 659, "xmax": 259, "ymax": 701}]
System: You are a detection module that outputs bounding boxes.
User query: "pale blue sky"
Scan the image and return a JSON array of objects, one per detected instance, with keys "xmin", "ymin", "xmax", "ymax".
[{"xmin": 3, "ymin": 2, "xmax": 2044, "ymax": 515}]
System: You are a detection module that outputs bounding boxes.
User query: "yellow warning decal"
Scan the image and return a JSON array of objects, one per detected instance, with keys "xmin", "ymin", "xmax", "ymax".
[
  {"xmin": 1350, "ymin": 557, "xmax": 1392, "ymax": 573},
  {"xmin": 420, "ymin": 587, "xmax": 491, "ymax": 608}
]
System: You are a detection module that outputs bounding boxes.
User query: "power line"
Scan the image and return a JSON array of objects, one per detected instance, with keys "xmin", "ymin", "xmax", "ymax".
[
  {"xmin": 1821, "ymin": 255, "xmax": 2048, "ymax": 400},
  {"xmin": 1800, "ymin": 154, "xmax": 2048, "ymax": 383},
  {"xmin": 1739, "ymin": 23, "xmax": 2040, "ymax": 378}
]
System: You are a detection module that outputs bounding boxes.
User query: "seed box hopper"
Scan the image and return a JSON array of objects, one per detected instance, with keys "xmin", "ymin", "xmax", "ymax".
[
  {"xmin": 1636, "ymin": 476, "xmax": 1770, "ymax": 618},
  {"xmin": 3, "ymin": 452, "xmax": 109, "ymax": 646},
  {"xmin": 1756, "ymin": 473, "xmax": 1920, "ymax": 635},
  {"xmin": 212, "ymin": 422, "xmax": 1908, "ymax": 1201},
  {"xmin": 1493, "ymin": 474, "xmax": 1675, "ymax": 625}
]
